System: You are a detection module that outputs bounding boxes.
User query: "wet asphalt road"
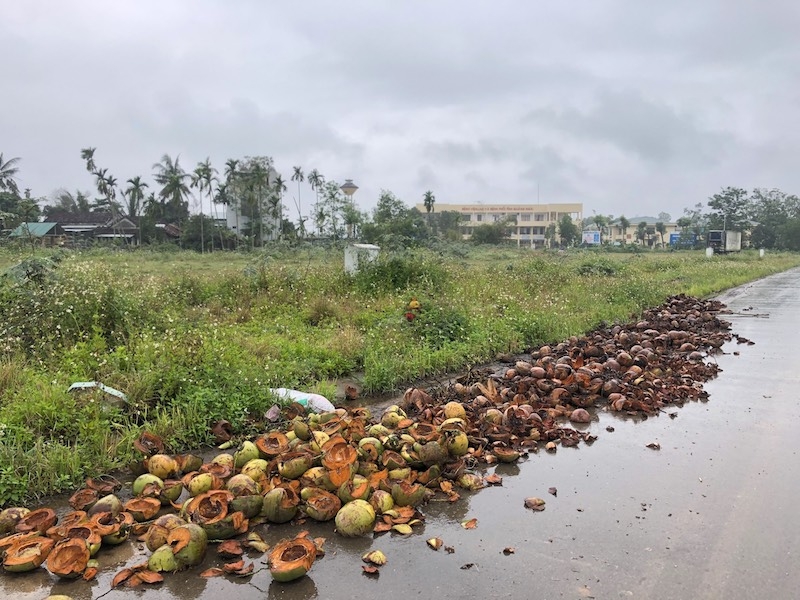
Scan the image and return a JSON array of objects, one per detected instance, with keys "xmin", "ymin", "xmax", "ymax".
[{"xmin": 3, "ymin": 267, "xmax": 799, "ymax": 600}]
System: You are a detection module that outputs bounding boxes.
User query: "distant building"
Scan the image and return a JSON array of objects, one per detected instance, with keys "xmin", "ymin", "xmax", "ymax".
[
  {"xmin": 415, "ymin": 202, "xmax": 583, "ymax": 248},
  {"xmin": 31, "ymin": 211, "xmax": 139, "ymax": 245},
  {"xmin": 9, "ymin": 222, "xmax": 66, "ymax": 246},
  {"xmin": 605, "ymin": 217, "xmax": 680, "ymax": 247}
]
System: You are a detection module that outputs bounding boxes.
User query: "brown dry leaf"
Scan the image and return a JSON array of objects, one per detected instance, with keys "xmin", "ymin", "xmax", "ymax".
[
  {"xmin": 440, "ymin": 481, "xmax": 454, "ymax": 494},
  {"xmin": 200, "ymin": 567, "xmax": 225, "ymax": 578},
  {"xmin": 126, "ymin": 573, "xmax": 144, "ymax": 588},
  {"xmin": 485, "ymin": 474, "xmax": 503, "ymax": 486},
  {"xmin": 461, "ymin": 518, "xmax": 478, "ymax": 529}
]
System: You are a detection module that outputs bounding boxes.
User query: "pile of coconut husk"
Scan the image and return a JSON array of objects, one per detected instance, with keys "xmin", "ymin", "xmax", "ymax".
[{"xmin": 0, "ymin": 294, "xmax": 737, "ymax": 587}]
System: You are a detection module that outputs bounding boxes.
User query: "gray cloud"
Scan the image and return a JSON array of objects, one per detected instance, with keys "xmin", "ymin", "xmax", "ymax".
[{"xmin": 1, "ymin": 0, "xmax": 799, "ymax": 222}]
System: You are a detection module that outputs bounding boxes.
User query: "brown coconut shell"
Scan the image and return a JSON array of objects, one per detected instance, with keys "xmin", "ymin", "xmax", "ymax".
[{"xmin": 46, "ymin": 537, "xmax": 90, "ymax": 578}]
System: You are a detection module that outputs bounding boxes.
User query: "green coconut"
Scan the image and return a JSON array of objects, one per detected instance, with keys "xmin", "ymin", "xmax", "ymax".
[
  {"xmin": 227, "ymin": 474, "xmax": 260, "ymax": 497},
  {"xmin": 148, "ymin": 543, "xmax": 180, "ymax": 572},
  {"xmin": 240, "ymin": 458, "xmax": 269, "ymax": 482},
  {"xmin": 234, "ymin": 440, "xmax": 260, "ymax": 469},
  {"xmin": 299, "ymin": 466, "xmax": 336, "ymax": 491},
  {"xmin": 483, "ymin": 408, "xmax": 503, "ymax": 425},
  {"xmin": 442, "ymin": 429, "xmax": 470, "ymax": 457},
  {"xmin": 368, "ymin": 424, "xmax": 390, "ymax": 437},
  {"xmin": 168, "ymin": 523, "xmax": 208, "ymax": 568},
  {"xmin": 210, "ymin": 453, "xmax": 235, "ymax": 469},
  {"xmin": 201, "ymin": 512, "xmax": 247, "ymax": 540},
  {"xmin": 0, "ymin": 507, "xmax": 31, "ymax": 535},
  {"xmin": 388, "ymin": 467, "xmax": 412, "ymax": 481},
  {"xmin": 3, "ymin": 536, "xmax": 54, "ymax": 572},
  {"xmin": 338, "ymin": 475, "xmax": 372, "ymax": 504},
  {"xmin": 443, "ymin": 401, "xmax": 467, "ymax": 420},
  {"xmin": 457, "ymin": 472, "xmax": 485, "ymax": 491},
  {"xmin": 293, "ymin": 418, "xmax": 311, "ymax": 441},
  {"xmin": 369, "ymin": 489, "xmax": 395, "ymax": 514},
  {"xmin": 147, "ymin": 454, "xmax": 179, "ymax": 480},
  {"xmin": 303, "ymin": 489, "xmax": 342, "ymax": 522},
  {"xmin": 98, "ymin": 512, "xmax": 134, "ymax": 545},
  {"xmin": 262, "ymin": 488, "xmax": 299, "ymax": 524},
  {"xmin": 86, "ymin": 494, "xmax": 122, "ymax": 517},
  {"xmin": 230, "ymin": 495, "xmax": 264, "ymax": 519},
  {"xmin": 278, "ymin": 452, "xmax": 314, "ymax": 480},
  {"xmin": 145, "ymin": 514, "xmax": 187, "ymax": 552},
  {"xmin": 417, "ymin": 441, "xmax": 449, "ymax": 466},
  {"xmin": 175, "ymin": 453, "xmax": 203, "ymax": 474},
  {"xmin": 391, "ymin": 481, "xmax": 427, "ymax": 507},
  {"xmin": 268, "ymin": 536, "xmax": 317, "ymax": 582},
  {"xmin": 159, "ymin": 479, "xmax": 184, "ymax": 505},
  {"xmin": 357, "ymin": 437, "xmax": 384, "ymax": 461},
  {"xmin": 334, "ymin": 499, "xmax": 375, "ymax": 537},
  {"xmin": 381, "ymin": 450, "xmax": 406, "ymax": 470},
  {"xmin": 186, "ymin": 473, "xmax": 216, "ymax": 497},
  {"xmin": 132, "ymin": 473, "xmax": 165, "ymax": 498}
]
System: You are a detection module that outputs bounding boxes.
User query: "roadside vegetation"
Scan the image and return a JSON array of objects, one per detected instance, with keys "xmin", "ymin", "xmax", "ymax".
[{"xmin": 1, "ymin": 245, "xmax": 799, "ymax": 505}]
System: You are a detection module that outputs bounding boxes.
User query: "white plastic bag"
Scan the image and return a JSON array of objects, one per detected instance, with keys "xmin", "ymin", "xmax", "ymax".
[{"xmin": 269, "ymin": 388, "xmax": 336, "ymax": 413}]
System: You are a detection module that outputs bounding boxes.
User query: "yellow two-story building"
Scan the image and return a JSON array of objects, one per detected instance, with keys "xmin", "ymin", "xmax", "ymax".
[{"xmin": 415, "ymin": 202, "xmax": 583, "ymax": 248}]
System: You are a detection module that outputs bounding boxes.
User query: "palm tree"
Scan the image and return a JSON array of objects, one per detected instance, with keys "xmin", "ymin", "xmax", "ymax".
[
  {"xmin": 191, "ymin": 159, "xmax": 217, "ymax": 253},
  {"xmin": 591, "ymin": 214, "xmax": 608, "ymax": 244},
  {"xmin": 153, "ymin": 154, "xmax": 190, "ymax": 224},
  {"xmin": 123, "ymin": 177, "xmax": 148, "ymax": 219},
  {"xmin": 618, "ymin": 215, "xmax": 630, "ymax": 244},
  {"xmin": 637, "ymin": 221, "xmax": 648, "ymax": 245},
  {"xmin": 273, "ymin": 174, "xmax": 287, "ymax": 240},
  {"xmin": 0, "ymin": 153, "xmax": 21, "ymax": 195},
  {"xmin": 655, "ymin": 221, "xmax": 667, "ymax": 247},
  {"xmin": 291, "ymin": 166, "xmax": 304, "ymax": 237},
  {"xmin": 80, "ymin": 147, "xmax": 96, "ymax": 174},
  {"xmin": 307, "ymin": 169, "xmax": 324, "ymax": 235},
  {"xmin": 423, "ymin": 190, "xmax": 436, "ymax": 228}
]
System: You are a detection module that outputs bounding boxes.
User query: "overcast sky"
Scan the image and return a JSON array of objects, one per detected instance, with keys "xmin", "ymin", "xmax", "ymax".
[{"xmin": 3, "ymin": 0, "xmax": 799, "ymax": 223}]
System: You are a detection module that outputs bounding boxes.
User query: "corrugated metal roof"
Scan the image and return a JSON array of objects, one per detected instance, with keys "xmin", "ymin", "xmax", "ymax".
[{"xmin": 9, "ymin": 222, "xmax": 59, "ymax": 237}]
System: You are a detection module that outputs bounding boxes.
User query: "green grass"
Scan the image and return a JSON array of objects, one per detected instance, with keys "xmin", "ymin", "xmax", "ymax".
[{"xmin": 0, "ymin": 244, "xmax": 798, "ymax": 504}]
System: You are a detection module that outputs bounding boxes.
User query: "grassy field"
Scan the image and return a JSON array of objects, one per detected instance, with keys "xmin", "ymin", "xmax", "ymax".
[{"xmin": 1, "ymin": 243, "xmax": 799, "ymax": 505}]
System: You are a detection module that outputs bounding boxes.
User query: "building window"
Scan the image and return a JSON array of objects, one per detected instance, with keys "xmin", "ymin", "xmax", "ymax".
[
  {"xmin": 519, "ymin": 227, "xmax": 531, "ymax": 235},
  {"xmin": 521, "ymin": 213, "xmax": 531, "ymax": 222},
  {"xmin": 476, "ymin": 214, "xmax": 483, "ymax": 222},
  {"xmin": 463, "ymin": 214, "xmax": 471, "ymax": 221},
  {"xmin": 534, "ymin": 213, "xmax": 546, "ymax": 221},
  {"xmin": 533, "ymin": 226, "xmax": 545, "ymax": 235}
]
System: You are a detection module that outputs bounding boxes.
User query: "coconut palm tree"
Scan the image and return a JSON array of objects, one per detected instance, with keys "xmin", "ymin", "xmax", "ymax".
[
  {"xmin": 423, "ymin": 190, "xmax": 436, "ymax": 227},
  {"xmin": 153, "ymin": 154, "xmax": 190, "ymax": 224},
  {"xmin": 655, "ymin": 221, "xmax": 667, "ymax": 247},
  {"xmin": 0, "ymin": 153, "xmax": 21, "ymax": 195},
  {"xmin": 273, "ymin": 173, "xmax": 287, "ymax": 239},
  {"xmin": 123, "ymin": 176, "xmax": 148, "ymax": 218},
  {"xmin": 637, "ymin": 221, "xmax": 648, "ymax": 245},
  {"xmin": 618, "ymin": 215, "xmax": 630, "ymax": 244},
  {"xmin": 291, "ymin": 166, "xmax": 305, "ymax": 237},
  {"xmin": 191, "ymin": 159, "xmax": 217, "ymax": 253},
  {"xmin": 307, "ymin": 169, "xmax": 325, "ymax": 235},
  {"xmin": 80, "ymin": 147, "xmax": 96, "ymax": 174}
]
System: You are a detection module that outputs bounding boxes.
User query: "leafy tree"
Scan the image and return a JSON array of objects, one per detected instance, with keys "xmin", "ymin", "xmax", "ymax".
[
  {"xmin": 591, "ymin": 214, "xmax": 609, "ymax": 244},
  {"xmin": 435, "ymin": 210, "xmax": 462, "ymax": 241},
  {"xmin": 544, "ymin": 222, "xmax": 557, "ymax": 248},
  {"xmin": 307, "ymin": 169, "xmax": 325, "ymax": 234},
  {"xmin": 707, "ymin": 187, "xmax": 750, "ymax": 230},
  {"xmin": 361, "ymin": 190, "xmax": 428, "ymax": 248},
  {"xmin": 749, "ymin": 188, "xmax": 798, "ymax": 249},
  {"xmin": 470, "ymin": 222, "xmax": 510, "ymax": 245},
  {"xmin": 657, "ymin": 211, "xmax": 672, "ymax": 223},
  {"xmin": 45, "ymin": 189, "xmax": 92, "ymax": 216},
  {"xmin": 557, "ymin": 214, "xmax": 579, "ymax": 246},
  {"xmin": 0, "ymin": 153, "xmax": 21, "ymax": 195}
]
